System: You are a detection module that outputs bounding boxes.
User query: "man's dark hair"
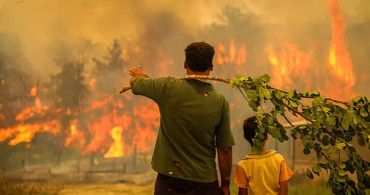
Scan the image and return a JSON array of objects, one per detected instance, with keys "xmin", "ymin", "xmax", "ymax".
[
  {"xmin": 185, "ymin": 41, "xmax": 214, "ymax": 72},
  {"xmin": 243, "ymin": 116, "xmax": 267, "ymax": 146}
]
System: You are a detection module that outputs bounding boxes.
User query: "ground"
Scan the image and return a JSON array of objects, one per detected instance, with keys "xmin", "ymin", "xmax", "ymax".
[{"xmin": 1, "ymin": 177, "xmax": 332, "ymax": 195}]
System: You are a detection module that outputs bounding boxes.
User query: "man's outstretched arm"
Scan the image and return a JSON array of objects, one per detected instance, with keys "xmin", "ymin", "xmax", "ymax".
[{"xmin": 217, "ymin": 147, "xmax": 232, "ymax": 195}]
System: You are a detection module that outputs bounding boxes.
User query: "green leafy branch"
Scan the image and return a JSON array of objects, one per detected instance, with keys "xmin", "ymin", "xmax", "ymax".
[{"xmin": 230, "ymin": 74, "xmax": 369, "ymax": 195}]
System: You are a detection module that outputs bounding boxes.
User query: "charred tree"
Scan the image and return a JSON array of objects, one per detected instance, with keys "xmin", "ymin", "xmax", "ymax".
[{"xmin": 52, "ymin": 61, "xmax": 89, "ymax": 165}]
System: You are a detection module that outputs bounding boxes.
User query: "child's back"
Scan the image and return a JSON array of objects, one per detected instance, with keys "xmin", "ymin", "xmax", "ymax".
[
  {"xmin": 234, "ymin": 116, "xmax": 293, "ymax": 195},
  {"xmin": 234, "ymin": 149, "xmax": 293, "ymax": 195}
]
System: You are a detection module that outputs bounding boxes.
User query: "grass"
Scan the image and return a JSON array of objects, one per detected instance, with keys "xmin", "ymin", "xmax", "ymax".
[
  {"xmin": 59, "ymin": 183, "xmax": 154, "ymax": 195},
  {"xmin": 1, "ymin": 179, "xmax": 331, "ymax": 195},
  {"xmin": 0, "ymin": 170, "xmax": 356, "ymax": 195}
]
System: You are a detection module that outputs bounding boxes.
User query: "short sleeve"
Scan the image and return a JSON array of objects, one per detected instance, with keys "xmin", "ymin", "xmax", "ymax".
[
  {"xmin": 215, "ymin": 99, "xmax": 235, "ymax": 148},
  {"xmin": 279, "ymin": 160, "xmax": 294, "ymax": 182},
  {"xmin": 132, "ymin": 77, "xmax": 172, "ymax": 103},
  {"xmin": 234, "ymin": 164, "xmax": 248, "ymax": 188}
]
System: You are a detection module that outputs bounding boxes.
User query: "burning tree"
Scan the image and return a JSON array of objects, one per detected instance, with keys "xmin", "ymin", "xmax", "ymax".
[
  {"xmin": 52, "ymin": 61, "xmax": 89, "ymax": 165},
  {"xmin": 0, "ymin": 33, "xmax": 42, "ymax": 170}
]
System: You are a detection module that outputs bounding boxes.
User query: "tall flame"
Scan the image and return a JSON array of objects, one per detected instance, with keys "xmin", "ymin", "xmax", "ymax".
[
  {"xmin": 265, "ymin": 0, "xmax": 356, "ymax": 101},
  {"xmin": 325, "ymin": 0, "xmax": 356, "ymax": 100},
  {"xmin": 104, "ymin": 126, "xmax": 124, "ymax": 158}
]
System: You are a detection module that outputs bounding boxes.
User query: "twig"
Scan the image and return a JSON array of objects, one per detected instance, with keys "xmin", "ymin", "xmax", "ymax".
[
  {"xmin": 271, "ymin": 100, "xmax": 294, "ymax": 127},
  {"xmin": 116, "ymin": 75, "xmax": 231, "ymax": 94}
]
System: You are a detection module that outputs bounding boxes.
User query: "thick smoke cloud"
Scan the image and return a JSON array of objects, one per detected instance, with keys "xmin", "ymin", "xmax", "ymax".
[{"xmin": 0, "ymin": 0, "xmax": 369, "ymax": 76}]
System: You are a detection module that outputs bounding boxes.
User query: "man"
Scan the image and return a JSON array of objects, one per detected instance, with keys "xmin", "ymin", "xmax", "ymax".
[{"xmin": 129, "ymin": 41, "xmax": 234, "ymax": 195}]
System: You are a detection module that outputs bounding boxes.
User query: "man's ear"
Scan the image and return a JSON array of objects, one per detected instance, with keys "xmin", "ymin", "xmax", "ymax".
[
  {"xmin": 210, "ymin": 63, "xmax": 213, "ymax": 71},
  {"xmin": 184, "ymin": 61, "xmax": 188, "ymax": 69}
]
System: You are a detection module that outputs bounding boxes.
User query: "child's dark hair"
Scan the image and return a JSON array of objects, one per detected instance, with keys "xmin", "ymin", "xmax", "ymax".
[{"xmin": 243, "ymin": 116, "xmax": 267, "ymax": 145}]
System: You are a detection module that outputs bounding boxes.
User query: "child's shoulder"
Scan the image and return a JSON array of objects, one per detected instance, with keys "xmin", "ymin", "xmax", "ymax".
[{"xmin": 273, "ymin": 152, "xmax": 286, "ymax": 162}]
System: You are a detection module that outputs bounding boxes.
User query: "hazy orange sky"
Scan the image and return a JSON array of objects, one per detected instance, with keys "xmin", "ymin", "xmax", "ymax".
[{"xmin": 0, "ymin": 0, "xmax": 369, "ymax": 76}]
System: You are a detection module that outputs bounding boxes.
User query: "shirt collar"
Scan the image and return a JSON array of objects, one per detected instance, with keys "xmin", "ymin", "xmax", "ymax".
[{"xmin": 243, "ymin": 149, "xmax": 277, "ymax": 159}]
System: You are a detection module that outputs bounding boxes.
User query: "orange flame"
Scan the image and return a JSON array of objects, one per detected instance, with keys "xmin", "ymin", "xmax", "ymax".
[
  {"xmin": 0, "ymin": 121, "xmax": 60, "ymax": 145},
  {"xmin": 265, "ymin": 0, "xmax": 356, "ymax": 101},
  {"xmin": 64, "ymin": 119, "xmax": 85, "ymax": 148},
  {"xmin": 265, "ymin": 42, "xmax": 313, "ymax": 91},
  {"xmin": 29, "ymin": 86, "xmax": 38, "ymax": 97},
  {"xmin": 104, "ymin": 126, "xmax": 124, "ymax": 158},
  {"xmin": 324, "ymin": 0, "xmax": 356, "ymax": 100},
  {"xmin": 216, "ymin": 38, "xmax": 247, "ymax": 76}
]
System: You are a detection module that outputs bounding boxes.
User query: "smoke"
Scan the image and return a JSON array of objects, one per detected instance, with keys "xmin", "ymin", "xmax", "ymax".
[{"xmin": 0, "ymin": 0, "xmax": 369, "ymax": 76}]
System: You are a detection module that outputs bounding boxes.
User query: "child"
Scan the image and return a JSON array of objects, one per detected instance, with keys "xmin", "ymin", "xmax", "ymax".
[{"xmin": 234, "ymin": 116, "xmax": 294, "ymax": 195}]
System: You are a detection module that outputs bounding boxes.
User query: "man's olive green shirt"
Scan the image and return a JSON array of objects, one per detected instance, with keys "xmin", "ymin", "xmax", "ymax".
[{"xmin": 132, "ymin": 76, "xmax": 235, "ymax": 183}]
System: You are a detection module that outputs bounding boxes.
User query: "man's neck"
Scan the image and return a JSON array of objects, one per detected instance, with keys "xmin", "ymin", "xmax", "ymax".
[{"xmin": 186, "ymin": 69, "xmax": 210, "ymax": 82}]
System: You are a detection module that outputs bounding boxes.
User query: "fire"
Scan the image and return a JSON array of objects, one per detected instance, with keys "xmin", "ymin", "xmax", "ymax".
[
  {"xmin": 0, "ymin": 120, "xmax": 60, "ymax": 146},
  {"xmin": 325, "ymin": 0, "xmax": 356, "ymax": 100},
  {"xmin": 104, "ymin": 126, "xmax": 124, "ymax": 158},
  {"xmin": 0, "ymin": 94, "xmax": 60, "ymax": 145},
  {"xmin": 0, "ymin": 0, "xmax": 358, "ymax": 162},
  {"xmin": 265, "ymin": 0, "xmax": 356, "ymax": 101},
  {"xmin": 216, "ymin": 39, "xmax": 247, "ymax": 76},
  {"xmin": 64, "ymin": 119, "xmax": 85, "ymax": 148},
  {"xmin": 29, "ymin": 86, "xmax": 38, "ymax": 97},
  {"xmin": 265, "ymin": 42, "xmax": 313, "ymax": 91}
]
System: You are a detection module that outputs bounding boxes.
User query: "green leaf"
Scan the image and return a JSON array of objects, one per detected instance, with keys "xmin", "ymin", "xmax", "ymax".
[
  {"xmin": 339, "ymin": 163, "xmax": 346, "ymax": 169},
  {"xmin": 357, "ymin": 135, "xmax": 366, "ymax": 146},
  {"xmin": 360, "ymin": 108, "xmax": 368, "ymax": 117},
  {"xmin": 287, "ymin": 90, "xmax": 295, "ymax": 99},
  {"xmin": 251, "ymin": 146, "xmax": 262, "ymax": 154},
  {"xmin": 254, "ymin": 139, "xmax": 264, "ymax": 146},
  {"xmin": 322, "ymin": 107, "xmax": 331, "ymax": 113},
  {"xmin": 358, "ymin": 181, "xmax": 365, "ymax": 189},
  {"xmin": 248, "ymin": 101, "xmax": 258, "ymax": 111},
  {"xmin": 312, "ymin": 97, "xmax": 325, "ymax": 106},
  {"xmin": 353, "ymin": 96, "xmax": 362, "ymax": 103},
  {"xmin": 336, "ymin": 142, "xmax": 346, "ymax": 150},
  {"xmin": 247, "ymin": 90, "xmax": 258, "ymax": 101},
  {"xmin": 275, "ymin": 91, "xmax": 283, "ymax": 100},
  {"xmin": 308, "ymin": 90, "xmax": 320, "ymax": 97},
  {"xmin": 261, "ymin": 74, "xmax": 271, "ymax": 83},
  {"xmin": 341, "ymin": 119, "xmax": 349, "ymax": 131},
  {"xmin": 306, "ymin": 169, "xmax": 314, "ymax": 180},
  {"xmin": 289, "ymin": 101, "xmax": 298, "ymax": 108},
  {"xmin": 327, "ymin": 117, "xmax": 336, "ymax": 126},
  {"xmin": 312, "ymin": 165, "xmax": 322, "ymax": 174},
  {"xmin": 338, "ymin": 170, "xmax": 346, "ymax": 177},
  {"xmin": 356, "ymin": 168, "xmax": 364, "ymax": 180},
  {"xmin": 263, "ymin": 88, "xmax": 272, "ymax": 99},
  {"xmin": 303, "ymin": 147, "xmax": 311, "ymax": 155},
  {"xmin": 337, "ymin": 176, "xmax": 346, "ymax": 183},
  {"xmin": 330, "ymin": 137, "xmax": 336, "ymax": 146},
  {"xmin": 322, "ymin": 135, "xmax": 330, "ymax": 146}
]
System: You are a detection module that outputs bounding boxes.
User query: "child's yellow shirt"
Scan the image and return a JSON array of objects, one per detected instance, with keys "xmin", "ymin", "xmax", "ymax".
[{"xmin": 234, "ymin": 149, "xmax": 294, "ymax": 195}]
